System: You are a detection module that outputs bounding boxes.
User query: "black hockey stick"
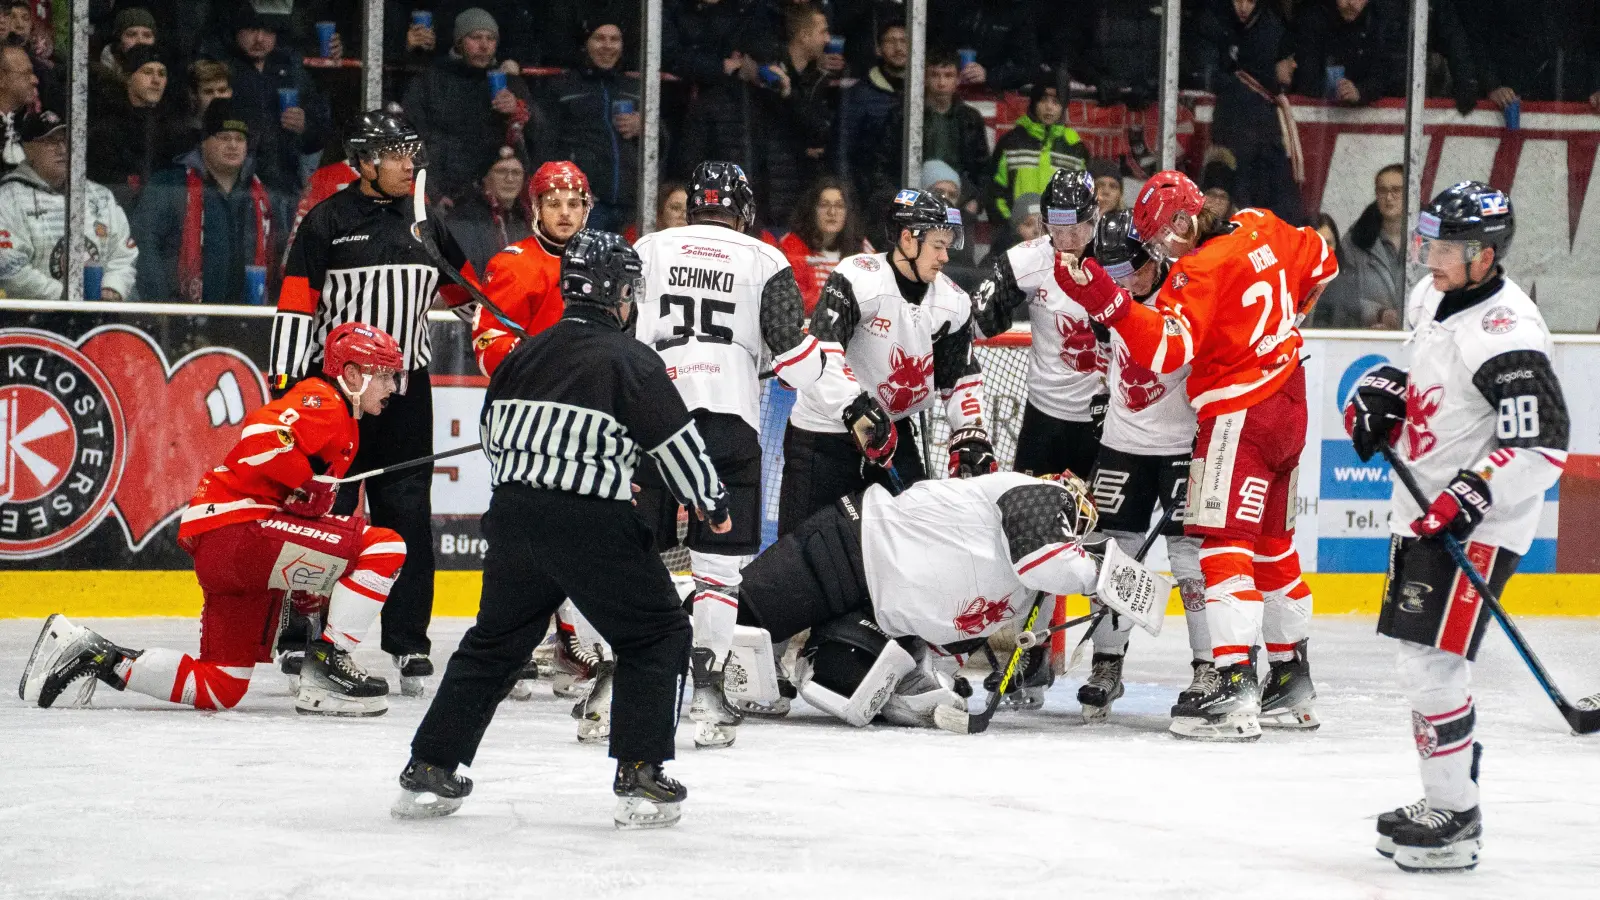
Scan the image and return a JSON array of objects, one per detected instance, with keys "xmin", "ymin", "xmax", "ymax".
[
  {"xmin": 1381, "ymin": 445, "xmax": 1600, "ymax": 735},
  {"xmin": 412, "ymin": 168, "xmax": 532, "ymax": 340},
  {"xmin": 314, "ymin": 442, "xmax": 483, "ymax": 485},
  {"xmin": 1059, "ymin": 499, "xmax": 1182, "ymax": 668},
  {"xmin": 933, "ymin": 591, "xmax": 1049, "ymax": 735}
]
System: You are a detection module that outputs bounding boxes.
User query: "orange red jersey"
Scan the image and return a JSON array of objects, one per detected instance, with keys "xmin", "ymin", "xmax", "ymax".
[
  {"xmin": 178, "ymin": 377, "xmax": 359, "ymax": 543},
  {"xmin": 471, "ymin": 233, "xmax": 565, "ymax": 376},
  {"xmin": 1118, "ymin": 208, "xmax": 1337, "ymax": 419}
]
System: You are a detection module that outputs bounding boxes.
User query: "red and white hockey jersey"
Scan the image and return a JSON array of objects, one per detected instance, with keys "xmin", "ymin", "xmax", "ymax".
[
  {"xmin": 1101, "ymin": 325, "xmax": 1196, "ymax": 457},
  {"xmin": 1391, "ymin": 274, "xmax": 1568, "ymax": 554},
  {"xmin": 860, "ymin": 472, "xmax": 1099, "ymax": 645}
]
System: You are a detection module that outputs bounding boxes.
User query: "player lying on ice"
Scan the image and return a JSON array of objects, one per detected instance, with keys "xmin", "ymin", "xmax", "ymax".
[
  {"xmin": 20, "ymin": 323, "xmax": 408, "ymax": 717},
  {"xmin": 685, "ymin": 469, "xmax": 1110, "ymax": 747}
]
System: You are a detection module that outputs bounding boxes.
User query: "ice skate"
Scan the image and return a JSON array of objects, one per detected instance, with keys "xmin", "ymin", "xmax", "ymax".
[
  {"xmin": 279, "ymin": 650, "xmax": 304, "ymax": 692},
  {"xmin": 1375, "ymin": 798, "xmax": 1427, "ymax": 859},
  {"xmin": 507, "ymin": 654, "xmax": 540, "ymax": 701},
  {"xmin": 988, "ymin": 644, "xmax": 1050, "ymax": 712},
  {"xmin": 295, "ymin": 639, "xmax": 389, "ymax": 716},
  {"xmin": 613, "ymin": 761, "xmax": 686, "ymax": 830},
  {"xmin": 392, "ymin": 654, "xmax": 433, "ymax": 698},
  {"xmin": 1176, "ymin": 659, "xmax": 1218, "ymax": 706},
  {"xmin": 1169, "ymin": 661, "xmax": 1261, "ymax": 742},
  {"xmin": 1391, "ymin": 806, "xmax": 1482, "ymax": 873},
  {"xmin": 391, "ymin": 758, "xmax": 473, "ymax": 820},
  {"xmin": 18, "ymin": 614, "xmax": 133, "ymax": 708},
  {"xmin": 572, "ymin": 659, "xmax": 615, "ymax": 744},
  {"xmin": 1076, "ymin": 653, "xmax": 1125, "ymax": 722},
  {"xmin": 728, "ymin": 679, "xmax": 793, "ymax": 718},
  {"xmin": 689, "ymin": 647, "xmax": 743, "ymax": 749},
  {"xmin": 550, "ymin": 632, "xmax": 602, "ymax": 700},
  {"xmin": 1259, "ymin": 639, "xmax": 1319, "ymax": 730},
  {"xmin": 531, "ymin": 629, "xmax": 559, "ymax": 677}
]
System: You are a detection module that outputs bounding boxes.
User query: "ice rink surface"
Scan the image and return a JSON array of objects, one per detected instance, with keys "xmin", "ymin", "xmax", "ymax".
[{"xmin": 2, "ymin": 614, "xmax": 1598, "ymax": 900}]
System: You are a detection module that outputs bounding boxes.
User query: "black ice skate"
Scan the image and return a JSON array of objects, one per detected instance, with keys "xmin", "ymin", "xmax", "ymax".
[
  {"xmin": 1169, "ymin": 660, "xmax": 1261, "ymax": 742},
  {"xmin": 689, "ymin": 647, "xmax": 743, "ymax": 749},
  {"xmin": 613, "ymin": 761, "xmax": 686, "ymax": 830},
  {"xmin": 1260, "ymin": 638, "xmax": 1319, "ymax": 730},
  {"xmin": 18, "ymin": 614, "xmax": 135, "ymax": 708},
  {"xmin": 572, "ymin": 659, "xmax": 615, "ymax": 744},
  {"xmin": 1391, "ymin": 806, "xmax": 1483, "ymax": 873},
  {"xmin": 391, "ymin": 758, "xmax": 473, "ymax": 820},
  {"xmin": 1377, "ymin": 743, "xmax": 1481, "ymax": 859},
  {"xmin": 296, "ymin": 639, "xmax": 389, "ymax": 716},
  {"xmin": 1177, "ymin": 658, "xmax": 1218, "ymax": 706},
  {"xmin": 1076, "ymin": 653, "xmax": 1125, "ymax": 722},
  {"xmin": 392, "ymin": 654, "xmax": 433, "ymax": 698}
]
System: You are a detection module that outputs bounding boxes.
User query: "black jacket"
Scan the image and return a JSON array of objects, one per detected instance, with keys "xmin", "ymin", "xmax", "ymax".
[
  {"xmin": 1196, "ymin": 0, "xmax": 1288, "ymax": 154},
  {"xmin": 402, "ymin": 55, "xmax": 535, "ymax": 199},
  {"xmin": 927, "ymin": 0, "xmax": 1044, "ymax": 91},
  {"xmin": 1288, "ymin": 0, "xmax": 1407, "ymax": 104},
  {"xmin": 663, "ymin": 0, "xmax": 760, "ymax": 85},
  {"xmin": 537, "ymin": 64, "xmax": 643, "ymax": 209},
  {"xmin": 875, "ymin": 98, "xmax": 991, "ymax": 205},
  {"xmin": 1440, "ymin": 0, "xmax": 1600, "ymax": 103},
  {"xmin": 221, "ymin": 42, "xmax": 333, "ymax": 196}
]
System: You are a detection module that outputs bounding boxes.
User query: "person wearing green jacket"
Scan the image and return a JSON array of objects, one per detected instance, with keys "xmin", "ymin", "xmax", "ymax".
[{"xmin": 986, "ymin": 77, "xmax": 1087, "ymax": 251}]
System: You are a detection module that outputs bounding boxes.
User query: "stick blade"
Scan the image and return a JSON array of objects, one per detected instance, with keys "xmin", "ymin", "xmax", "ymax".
[
  {"xmin": 1564, "ymin": 704, "xmax": 1600, "ymax": 736},
  {"xmin": 933, "ymin": 703, "xmax": 989, "ymax": 735}
]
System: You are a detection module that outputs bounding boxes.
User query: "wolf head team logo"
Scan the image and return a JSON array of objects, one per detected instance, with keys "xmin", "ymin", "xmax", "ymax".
[
  {"xmin": 1405, "ymin": 383, "xmax": 1445, "ymax": 461},
  {"xmin": 1054, "ymin": 312, "xmax": 1102, "ymax": 373},
  {"xmin": 952, "ymin": 594, "xmax": 1014, "ymax": 636},
  {"xmin": 876, "ymin": 344, "xmax": 933, "ymax": 415},
  {"xmin": 1115, "ymin": 343, "xmax": 1166, "ymax": 411}
]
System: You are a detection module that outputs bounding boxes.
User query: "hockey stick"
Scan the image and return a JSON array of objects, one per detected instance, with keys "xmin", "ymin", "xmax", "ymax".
[
  {"xmin": 314, "ymin": 442, "xmax": 483, "ymax": 485},
  {"xmin": 1061, "ymin": 499, "xmax": 1182, "ymax": 671},
  {"xmin": 933, "ymin": 591, "xmax": 1049, "ymax": 735},
  {"xmin": 1381, "ymin": 445, "xmax": 1600, "ymax": 735},
  {"xmin": 411, "ymin": 168, "xmax": 532, "ymax": 340}
]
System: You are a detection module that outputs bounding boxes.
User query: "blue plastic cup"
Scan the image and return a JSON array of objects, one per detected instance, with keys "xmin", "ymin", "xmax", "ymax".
[
  {"xmin": 411, "ymin": 10, "xmax": 432, "ymax": 29},
  {"xmin": 759, "ymin": 65, "xmax": 781, "ymax": 85},
  {"xmin": 244, "ymin": 265, "xmax": 268, "ymax": 305},
  {"xmin": 825, "ymin": 36, "xmax": 845, "ymax": 56},
  {"xmin": 612, "ymin": 99, "xmax": 636, "ymax": 117},
  {"xmin": 82, "ymin": 264, "xmax": 103, "ymax": 300},
  {"xmin": 1325, "ymin": 64, "xmax": 1345, "ymax": 99},
  {"xmin": 487, "ymin": 69, "xmax": 507, "ymax": 97},
  {"xmin": 315, "ymin": 21, "xmax": 336, "ymax": 57},
  {"xmin": 1504, "ymin": 99, "xmax": 1521, "ymax": 130},
  {"xmin": 958, "ymin": 48, "xmax": 977, "ymax": 70},
  {"xmin": 277, "ymin": 86, "xmax": 299, "ymax": 113}
]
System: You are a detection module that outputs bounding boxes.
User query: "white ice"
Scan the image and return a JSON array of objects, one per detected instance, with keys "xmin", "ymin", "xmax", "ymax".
[{"xmin": 2, "ymin": 615, "xmax": 1598, "ymax": 900}]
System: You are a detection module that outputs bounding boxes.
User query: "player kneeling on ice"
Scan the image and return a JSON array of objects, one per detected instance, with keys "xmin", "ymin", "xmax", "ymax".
[
  {"xmin": 1349, "ymin": 183, "xmax": 1568, "ymax": 873},
  {"xmin": 21, "ymin": 324, "xmax": 408, "ymax": 717},
  {"xmin": 687, "ymin": 471, "xmax": 1116, "ymax": 745}
]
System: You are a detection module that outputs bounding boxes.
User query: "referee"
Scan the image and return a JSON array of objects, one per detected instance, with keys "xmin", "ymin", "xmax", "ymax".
[
  {"xmin": 394, "ymin": 231, "xmax": 729, "ymax": 830},
  {"xmin": 269, "ymin": 110, "xmax": 473, "ymax": 692}
]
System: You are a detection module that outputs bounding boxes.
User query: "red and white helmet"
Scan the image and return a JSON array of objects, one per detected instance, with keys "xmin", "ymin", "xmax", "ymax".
[
  {"xmin": 323, "ymin": 322, "xmax": 403, "ymax": 377},
  {"xmin": 531, "ymin": 160, "xmax": 593, "ymax": 205},
  {"xmin": 1132, "ymin": 170, "xmax": 1204, "ymax": 260}
]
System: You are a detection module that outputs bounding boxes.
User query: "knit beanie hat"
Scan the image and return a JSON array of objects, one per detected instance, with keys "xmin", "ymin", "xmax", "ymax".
[
  {"xmin": 920, "ymin": 159, "xmax": 961, "ymax": 194},
  {"xmin": 112, "ymin": 7, "xmax": 157, "ymax": 39},
  {"xmin": 454, "ymin": 8, "xmax": 499, "ymax": 42},
  {"xmin": 120, "ymin": 43, "xmax": 164, "ymax": 76},
  {"xmin": 1011, "ymin": 192, "xmax": 1042, "ymax": 228}
]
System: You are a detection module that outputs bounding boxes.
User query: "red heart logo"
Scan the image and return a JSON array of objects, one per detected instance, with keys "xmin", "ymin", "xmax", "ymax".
[{"xmin": 80, "ymin": 326, "xmax": 268, "ymax": 550}]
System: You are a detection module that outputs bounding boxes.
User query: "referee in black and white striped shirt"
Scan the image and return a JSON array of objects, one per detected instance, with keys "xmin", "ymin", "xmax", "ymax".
[
  {"xmin": 270, "ymin": 111, "xmax": 473, "ymax": 684},
  {"xmin": 400, "ymin": 231, "xmax": 727, "ymax": 826}
]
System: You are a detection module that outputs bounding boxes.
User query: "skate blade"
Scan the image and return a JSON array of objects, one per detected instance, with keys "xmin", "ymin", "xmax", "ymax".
[
  {"xmin": 508, "ymin": 680, "xmax": 537, "ymax": 701},
  {"xmin": 1393, "ymin": 838, "xmax": 1481, "ymax": 873},
  {"xmin": 19, "ymin": 613, "xmax": 87, "ymax": 706},
  {"xmin": 1169, "ymin": 712, "xmax": 1262, "ymax": 742},
  {"xmin": 551, "ymin": 674, "xmax": 592, "ymax": 700},
  {"xmin": 294, "ymin": 686, "xmax": 388, "ymax": 717},
  {"xmin": 613, "ymin": 796, "xmax": 682, "ymax": 830},
  {"xmin": 576, "ymin": 720, "xmax": 609, "ymax": 744},
  {"xmin": 730, "ymin": 697, "xmax": 790, "ymax": 718},
  {"xmin": 399, "ymin": 675, "xmax": 427, "ymax": 698},
  {"xmin": 391, "ymin": 788, "xmax": 464, "ymax": 820},
  {"xmin": 1079, "ymin": 703, "xmax": 1111, "ymax": 723},
  {"xmin": 1376, "ymin": 835, "xmax": 1397, "ymax": 859},
  {"xmin": 1260, "ymin": 704, "xmax": 1321, "ymax": 730},
  {"xmin": 693, "ymin": 721, "xmax": 737, "ymax": 749}
]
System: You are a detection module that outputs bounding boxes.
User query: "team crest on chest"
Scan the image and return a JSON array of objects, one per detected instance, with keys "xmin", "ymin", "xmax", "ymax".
[
  {"xmin": 1481, "ymin": 305, "xmax": 1517, "ymax": 335},
  {"xmin": 852, "ymin": 256, "xmax": 881, "ymax": 272},
  {"xmin": 1404, "ymin": 383, "xmax": 1444, "ymax": 461},
  {"xmin": 877, "ymin": 344, "xmax": 933, "ymax": 415},
  {"xmin": 1055, "ymin": 313, "xmax": 1102, "ymax": 373}
]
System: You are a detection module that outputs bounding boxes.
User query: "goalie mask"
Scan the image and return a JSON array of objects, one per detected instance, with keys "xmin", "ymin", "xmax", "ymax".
[{"xmin": 1040, "ymin": 471, "xmax": 1098, "ymax": 540}]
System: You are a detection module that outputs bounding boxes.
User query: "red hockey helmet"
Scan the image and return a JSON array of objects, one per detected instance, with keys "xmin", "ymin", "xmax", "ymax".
[
  {"xmin": 1132, "ymin": 170, "xmax": 1204, "ymax": 260},
  {"xmin": 323, "ymin": 322, "xmax": 403, "ymax": 378},
  {"xmin": 531, "ymin": 161, "xmax": 593, "ymax": 204}
]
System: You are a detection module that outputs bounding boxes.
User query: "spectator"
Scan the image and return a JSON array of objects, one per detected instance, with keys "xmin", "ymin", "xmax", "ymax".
[
  {"xmin": 927, "ymin": 0, "xmax": 1045, "ymax": 91},
  {"xmin": 432, "ymin": 1, "xmax": 542, "ymax": 65},
  {"xmin": 1089, "ymin": 158, "xmax": 1123, "ymax": 213},
  {"xmin": 133, "ymin": 99, "xmax": 281, "ymax": 304},
  {"xmin": 625, "ymin": 180, "xmax": 690, "ymax": 243},
  {"xmin": 90, "ymin": 6, "xmax": 157, "ymax": 110},
  {"xmin": 536, "ymin": 18, "xmax": 641, "ymax": 232},
  {"xmin": 442, "ymin": 146, "xmax": 532, "ymax": 275},
  {"xmin": 1010, "ymin": 192, "xmax": 1044, "ymax": 242},
  {"xmin": 1334, "ymin": 163, "xmax": 1406, "ymax": 328},
  {"xmin": 778, "ymin": 175, "xmax": 866, "ymax": 313},
  {"xmin": 0, "ymin": 110, "xmax": 138, "ymax": 301},
  {"xmin": 877, "ymin": 48, "xmax": 990, "ymax": 214},
  {"xmin": 834, "ymin": 19, "xmax": 906, "ymax": 205},
  {"xmin": 985, "ymin": 76, "xmax": 1087, "ymax": 250},
  {"xmin": 1284, "ymin": 0, "xmax": 1407, "ymax": 105},
  {"xmin": 86, "ymin": 44, "xmax": 185, "ymax": 210},
  {"xmin": 921, "ymin": 158, "xmax": 981, "ymax": 289},
  {"xmin": 1084, "ymin": 0, "xmax": 1162, "ymax": 108},
  {"xmin": 768, "ymin": 2, "xmax": 838, "ymax": 223},
  {"xmin": 1306, "ymin": 211, "xmax": 1365, "ymax": 328},
  {"xmin": 171, "ymin": 60, "xmax": 234, "ymax": 160},
  {"xmin": 1438, "ymin": 0, "xmax": 1600, "ymax": 110},
  {"xmin": 663, "ymin": 0, "xmax": 758, "ymax": 87},
  {"xmin": 218, "ymin": 9, "xmax": 333, "ymax": 199},
  {"xmin": 402, "ymin": 7, "xmax": 534, "ymax": 200},
  {"xmin": 1, "ymin": 43, "xmax": 37, "ymax": 175}
]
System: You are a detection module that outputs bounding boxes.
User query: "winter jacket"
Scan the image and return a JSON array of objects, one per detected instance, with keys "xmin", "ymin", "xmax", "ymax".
[
  {"xmin": 0, "ymin": 163, "xmax": 138, "ymax": 300},
  {"xmin": 220, "ymin": 41, "xmax": 333, "ymax": 196},
  {"xmin": 133, "ymin": 151, "xmax": 285, "ymax": 304},
  {"xmin": 1442, "ymin": 0, "xmax": 1600, "ymax": 103},
  {"xmin": 442, "ymin": 187, "xmax": 534, "ymax": 277},
  {"xmin": 1086, "ymin": 0, "xmax": 1162, "ymax": 107},
  {"xmin": 927, "ymin": 0, "xmax": 1044, "ymax": 91},
  {"xmin": 85, "ymin": 96, "xmax": 191, "ymax": 212},
  {"xmin": 663, "ymin": 0, "xmax": 760, "ymax": 85},
  {"xmin": 835, "ymin": 65, "xmax": 903, "ymax": 203},
  {"xmin": 876, "ymin": 98, "xmax": 991, "ymax": 205},
  {"xmin": 402, "ymin": 55, "xmax": 535, "ymax": 199},
  {"xmin": 536, "ymin": 64, "xmax": 642, "ymax": 210},
  {"xmin": 1333, "ymin": 201, "xmax": 1406, "ymax": 327},
  {"xmin": 986, "ymin": 115, "xmax": 1087, "ymax": 225},
  {"xmin": 1196, "ymin": 0, "xmax": 1288, "ymax": 155},
  {"xmin": 1288, "ymin": 0, "xmax": 1407, "ymax": 104}
]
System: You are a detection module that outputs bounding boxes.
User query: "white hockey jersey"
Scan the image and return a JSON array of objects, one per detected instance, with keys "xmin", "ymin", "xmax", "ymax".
[
  {"xmin": 861, "ymin": 472, "xmax": 1099, "ymax": 646},
  {"xmin": 790, "ymin": 252, "xmax": 984, "ymax": 434},
  {"xmin": 1101, "ymin": 326, "xmax": 1196, "ymax": 457},
  {"xmin": 634, "ymin": 224, "xmax": 824, "ymax": 431},
  {"xmin": 1391, "ymin": 274, "xmax": 1568, "ymax": 554}
]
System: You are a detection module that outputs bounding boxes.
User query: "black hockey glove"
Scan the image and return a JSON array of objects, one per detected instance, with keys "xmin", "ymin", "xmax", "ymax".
[
  {"xmin": 947, "ymin": 427, "xmax": 998, "ymax": 478},
  {"xmin": 1413, "ymin": 469, "xmax": 1492, "ymax": 540},
  {"xmin": 1088, "ymin": 391, "xmax": 1110, "ymax": 441},
  {"xmin": 1344, "ymin": 364, "xmax": 1407, "ymax": 462},
  {"xmin": 843, "ymin": 392, "xmax": 898, "ymax": 467}
]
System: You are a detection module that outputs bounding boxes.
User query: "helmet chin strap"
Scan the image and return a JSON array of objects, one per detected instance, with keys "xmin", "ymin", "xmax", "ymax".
[
  {"xmin": 891, "ymin": 239, "xmax": 931, "ymax": 284},
  {"xmin": 339, "ymin": 372, "xmax": 374, "ymax": 419},
  {"xmin": 362, "ymin": 155, "xmax": 409, "ymax": 201}
]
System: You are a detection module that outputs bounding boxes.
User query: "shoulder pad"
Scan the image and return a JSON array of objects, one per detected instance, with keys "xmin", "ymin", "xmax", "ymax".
[{"xmin": 1455, "ymin": 280, "xmax": 1548, "ymax": 369}]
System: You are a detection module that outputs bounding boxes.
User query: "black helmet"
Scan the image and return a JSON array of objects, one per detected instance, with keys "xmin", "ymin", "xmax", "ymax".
[
  {"xmin": 560, "ymin": 230, "xmax": 644, "ymax": 308},
  {"xmin": 886, "ymin": 188, "xmax": 964, "ymax": 250},
  {"xmin": 1041, "ymin": 168, "xmax": 1099, "ymax": 251},
  {"xmin": 1093, "ymin": 209, "xmax": 1149, "ymax": 277},
  {"xmin": 687, "ymin": 161, "xmax": 757, "ymax": 229},
  {"xmin": 344, "ymin": 109, "xmax": 425, "ymax": 167},
  {"xmin": 1417, "ymin": 180, "xmax": 1514, "ymax": 261}
]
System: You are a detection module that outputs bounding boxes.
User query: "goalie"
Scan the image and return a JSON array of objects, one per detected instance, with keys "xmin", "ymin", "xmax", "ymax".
[{"xmin": 686, "ymin": 470, "xmax": 1103, "ymax": 746}]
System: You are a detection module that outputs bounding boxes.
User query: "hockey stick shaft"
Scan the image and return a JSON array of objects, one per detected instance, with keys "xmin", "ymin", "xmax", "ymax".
[
  {"xmin": 1381, "ymin": 445, "xmax": 1599, "ymax": 734},
  {"xmin": 316, "ymin": 442, "xmax": 483, "ymax": 485},
  {"xmin": 412, "ymin": 168, "xmax": 532, "ymax": 341}
]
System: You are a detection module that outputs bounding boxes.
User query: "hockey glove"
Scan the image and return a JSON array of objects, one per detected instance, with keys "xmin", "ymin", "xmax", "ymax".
[
  {"xmin": 1344, "ymin": 364, "xmax": 1407, "ymax": 462},
  {"xmin": 284, "ymin": 477, "xmax": 337, "ymax": 519},
  {"xmin": 1412, "ymin": 469, "xmax": 1493, "ymax": 540},
  {"xmin": 947, "ymin": 427, "xmax": 998, "ymax": 478},
  {"xmin": 1088, "ymin": 391, "xmax": 1110, "ymax": 441},
  {"xmin": 1052, "ymin": 254, "xmax": 1131, "ymax": 326},
  {"xmin": 843, "ymin": 392, "xmax": 898, "ymax": 467}
]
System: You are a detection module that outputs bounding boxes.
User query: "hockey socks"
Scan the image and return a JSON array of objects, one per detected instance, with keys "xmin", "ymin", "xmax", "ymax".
[{"xmin": 124, "ymin": 649, "xmax": 253, "ymax": 710}]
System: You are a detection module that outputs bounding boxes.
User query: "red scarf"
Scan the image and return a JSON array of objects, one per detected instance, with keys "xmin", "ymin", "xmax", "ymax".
[{"xmin": 179, "ymin": 167, "xmax": 272, "ymax": 303}]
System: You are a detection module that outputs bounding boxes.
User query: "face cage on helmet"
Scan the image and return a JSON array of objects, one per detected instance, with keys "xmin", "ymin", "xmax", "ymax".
[{"xmin": 361, "ymin": 140, "xmax": 427, "ymax": 169}]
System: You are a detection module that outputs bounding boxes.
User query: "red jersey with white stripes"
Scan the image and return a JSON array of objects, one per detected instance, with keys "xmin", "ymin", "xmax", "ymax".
[
  {"xmin": 178, "ymin": 377, "xmax": 358, "ymax": 542},
  {"xmin": 471, "ymin": 232, "xmax": 565, "ymax": 376}
]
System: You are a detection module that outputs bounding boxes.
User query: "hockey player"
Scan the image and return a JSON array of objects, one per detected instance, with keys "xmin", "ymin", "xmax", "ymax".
[
  {"xmin": 1349, "ymin": 183, "xmax": 1566, "ymax": 872},
  {"xmin": 782, "ymin": 188, "xmax": 993, "ymax": 534},
  {"xmin": 632, "ymin": 161, "xmax": 831, "ymax": 744},
  {"xmin": 395, "ymin": 231, "xmax": 728, "ymax": 830},
  {"xmin": 690, "ymin": 471, "xmax": 1101, "ymax": 742},
  {"xmin": 1076, "ymin": 210, "xmax": 1209, "ymax": 721},
  {"xmin": 20, "ymin": 324, "xmax": 408, "ymax": 717},
  {"xmin": 1054, "ymin": 171, "xmax": 1337, "ymax": 740}
]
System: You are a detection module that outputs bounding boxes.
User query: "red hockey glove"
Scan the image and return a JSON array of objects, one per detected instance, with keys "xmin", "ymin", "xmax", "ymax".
[
  {"xmin": 947, "ymin": 427, "xmax": 998, "ymax": 478},
  {"xmin": 1344, "ymin": 364, "xmax": 1407, "ymax": 462},
  {"xmin": 284, "ymin": 477, "xmax": 338, "ymax": 519},
  {"xmin": 1412, "ymin": 469, "xmax": 1492, "ymax": 540},
  {"xmin": 843, "ymin": 392, "xmax": 898, "ymax": 467},
  {"xmin": 1053, "ymin": 253, "xmax": 1130, "ymax": 326}
]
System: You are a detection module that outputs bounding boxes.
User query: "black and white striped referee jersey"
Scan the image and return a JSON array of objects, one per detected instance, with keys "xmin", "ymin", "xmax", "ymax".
[
  {"xmin": 270, "ymin": 186, "xmax": 472, "ymax": 389},
  {"xmin": 482, "ymin": 303, "xmax": 728, "ymax": 516}
]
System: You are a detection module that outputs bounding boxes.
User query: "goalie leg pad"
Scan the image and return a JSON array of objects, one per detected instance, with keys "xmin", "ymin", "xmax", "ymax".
[
  {"xmin": 722, "ymin": 625, "xmax": 781, "ymax": 705},
  {"xmin": 796, "ymin": 616, "xmax": 915, "ymax": 727},
  {"xmin": 880, "ymin": 646, "xmax": 964, "ymax": 727}
]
